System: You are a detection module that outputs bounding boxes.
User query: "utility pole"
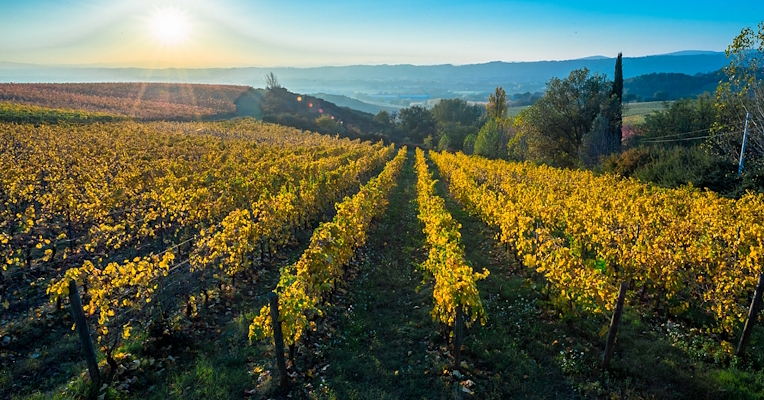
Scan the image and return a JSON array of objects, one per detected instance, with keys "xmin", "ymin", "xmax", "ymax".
[{"xmin": 738, "ymin": 112, "xmax": 751, "ymax": 176}]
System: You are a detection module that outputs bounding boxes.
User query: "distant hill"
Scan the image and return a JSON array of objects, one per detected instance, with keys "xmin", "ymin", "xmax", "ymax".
[
  {"xmin": 257, "ymin": 88, "xmax": 387, "ymax": 140},
  {"xmin": 0, "ymin": 52, "xmax": 730, "ymax": 98},
  {"xmin": 623, "ymin": 70, "xmax": 723, "ymax": 101},
  {"xmin": 311, "ymin": 93, "xmax": 401, "ymax": 115},
  {"xmin": 661, "ymin": 50, "xmax": 723, "ymax": 56}
]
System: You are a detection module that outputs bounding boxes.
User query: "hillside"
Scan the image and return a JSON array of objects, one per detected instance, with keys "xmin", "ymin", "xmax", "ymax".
[
  {"xmin": 0, "ymin": 83, "xmax": 250, "ymax": 120},
  {"xmin": 0, "ymin": 83, "xmax": 390, "ymax": 140},
  {"xmin": 258, "ymin": 87, "xmax": 387, "ymax": 140},
  {"xmin": 623, "ymin": 70, "xmax": 723, "ymax": 101}
]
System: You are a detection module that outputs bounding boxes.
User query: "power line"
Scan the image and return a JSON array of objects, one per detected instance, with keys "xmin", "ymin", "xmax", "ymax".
[
  {"xmin": 640, "ymin": 127, "xmax": 713, "ymax": 139},
  {"xmin": 638, "ymin": 130, "xmax": 742, "ymax": 144}
]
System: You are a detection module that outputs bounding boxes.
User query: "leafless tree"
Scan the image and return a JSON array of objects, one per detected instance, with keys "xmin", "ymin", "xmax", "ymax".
[{"xmin": 265, "ymin": 72, "xmax": 281, "ymax": 90}]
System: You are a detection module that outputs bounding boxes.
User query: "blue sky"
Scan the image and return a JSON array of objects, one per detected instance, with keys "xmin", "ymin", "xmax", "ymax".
[{"xmin": 0, "ymin": 0, "xmax": 760, "ymax": 67}]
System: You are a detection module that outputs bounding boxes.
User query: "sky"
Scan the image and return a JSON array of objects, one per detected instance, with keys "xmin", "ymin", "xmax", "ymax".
[{"xmin": 0, "ymin": 0, "xmax": 760, "ymax": 68}]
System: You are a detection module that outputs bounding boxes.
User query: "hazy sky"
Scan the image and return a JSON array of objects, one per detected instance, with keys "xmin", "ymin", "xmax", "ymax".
[{"xmin": 0, "ymin": 0, "xmax": 760, "ymax": 68}]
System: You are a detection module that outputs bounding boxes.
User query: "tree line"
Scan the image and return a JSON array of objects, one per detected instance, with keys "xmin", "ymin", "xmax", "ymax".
[{"xmin": 392, "ymin": 22, "xmax": 764, "ymax": 197}]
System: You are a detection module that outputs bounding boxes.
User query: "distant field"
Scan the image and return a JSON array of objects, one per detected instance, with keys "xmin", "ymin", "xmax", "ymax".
[
  {"xmin": 508, "ymin": 101, "xmax": 670, "ymax": 124},
  {"xmin": 507, "ymin": 105, "xmax": 528, "ymax": 117},
  {"xmin": 0, "ymin": 82, "xmax": 251, "ymax": 121},
  {"xmin": 623, "ymin": 100, "xmax": 670, "ymax": 125},
  {"xmin": 0, "ymin": 102, "xmax": 128, "ymax": 124}
]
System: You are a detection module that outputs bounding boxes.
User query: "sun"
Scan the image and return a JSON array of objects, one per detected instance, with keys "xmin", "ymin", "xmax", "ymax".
[{"xmin": 150, "ymin": 8, "xmax": 191, "ymax": 45}]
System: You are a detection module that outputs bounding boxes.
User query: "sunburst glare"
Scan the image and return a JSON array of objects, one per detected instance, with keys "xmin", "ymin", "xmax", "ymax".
[{"xmin": 149, "ymin": 7, "xmax": 191, "ymax": 45}]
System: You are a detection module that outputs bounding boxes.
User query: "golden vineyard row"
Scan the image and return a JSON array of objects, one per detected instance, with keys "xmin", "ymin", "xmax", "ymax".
[
  {"xmin": 250, "ymin": 148, "xmax": 407, "ymax": 345},
  {"xmin": 414, "ymin": 149, "xmax": 487, "ymax": 329},
  {"xmin": 1, "ymin": 119, "xmax": 393, "ymax": 349},
  {"xmin": 431, "ymin": 151, "xmax": 764, "ymax": 335}
]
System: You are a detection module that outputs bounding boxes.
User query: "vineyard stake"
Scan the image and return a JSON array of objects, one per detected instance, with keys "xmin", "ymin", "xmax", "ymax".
[
  {"xmin": 601, "ymin": 282, "xmax": 627, "ymax": 369},
  {"xmin": 454, "ymin": 304, "xmax": 464, "ymax": 370},
  {"xmin": 736, "ymin": 273, "xmax": 764, "ymax": 357},
  {"xmin": 68, "ymin": 280, "xmax": 100, "ymax": 383},
  {"xmin": 268, "ymin": 292, "xmax": 289, "ymax": 388}
]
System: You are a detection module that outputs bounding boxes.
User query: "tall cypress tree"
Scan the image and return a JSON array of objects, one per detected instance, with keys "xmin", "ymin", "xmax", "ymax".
[
  {"xmin": 610, "ymin": 53, "xmax": 623, "ymax": 151},
  {"xmin": 611, "ymin": 53, "xmax": 623, "ymax": 101}
]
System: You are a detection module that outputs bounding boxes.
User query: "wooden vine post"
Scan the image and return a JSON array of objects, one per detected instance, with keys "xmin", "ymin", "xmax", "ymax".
[
  {"xmin": 268, "ymin": 292, "xmax": 289, "ymax": 388},
  {"xmin": 736, "ymin": 273, "xmax": 764, "ymax": 357},
  {"xmin": 601, "ymin": 282, "xmax": 628, "ymax": 369},
  {"xmin": 68, "ymin": 280, "xmax": 100, "ymax": 383},
  {"xmin": 453, "ymin": 304, "xmax": 464, "ymax": 370}
]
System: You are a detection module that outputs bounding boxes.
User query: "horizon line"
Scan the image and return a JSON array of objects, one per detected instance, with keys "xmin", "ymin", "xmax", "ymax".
[{"xmin": 0, "ymin": 50, "xmax": 727, "ymax": 70}]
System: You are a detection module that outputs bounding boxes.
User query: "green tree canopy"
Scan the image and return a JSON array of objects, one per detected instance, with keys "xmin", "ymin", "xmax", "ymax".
[
  {"xmin": 438, "ymin": 122, "xmax": 478, "ymax": 151},
  {"xmin": 463, "ymin": 134, "xmax": 477, "ymax": 155},
  {"xmin": 437, "ymin": 133, "xmax": 451, "ymax": 151},
  {"xmin": 431, "ymin": 98, "xmax": 484, "ymax": 127},
  {"xmin": 474, "ymin": 118, "xmax": 510, "ymax": 159},
  {"xmin": 399, "ymin": 105, "xmax": 436, "ymax": 143},
  {"xmin": 486, "ymin": 87, "xmax": 508, "ymax": 120},
  {"xmin": 640, "ymin": 95, "xmax": 717, "ymax": 142},
  {"xmin": 518, "ymin": 68, "xmax": 612, "ymax": 167},
  {"xmin": 373, "ymin": 110, "xmax": 392, "ymax": 126}
]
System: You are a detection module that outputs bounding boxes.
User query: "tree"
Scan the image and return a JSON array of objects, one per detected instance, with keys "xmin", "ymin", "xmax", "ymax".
[
  {"xmin": 431, "ymin": 98, "xmax": 484, "ymax": 127},
  {"xmin": 580, "ymin": 95, "xmax": 621, "ymax": 167},
  {"xmin": 399, "ymin": 105, "xmax": 437, "ymax": 143},
  {"xmin": 640, "ymin": 94, "xmax": 717, "ymax": 144},
  {"xmin": 474, "ymin": 118, "xmax": 510, "ymax": 159},
  {"xmin": 265, "ymin": 72, "xmax": 281, "ymax": 90},
  {"xmin": 610, "ymin": 53, "xmax": 624, "ymax": 150},
  {"xmin": 423, "ymin": 135, "xmax": 435, "ymax": 149},
  {"xmin": 518, "ymin": 68, "xmax": 610, "ymax": 167},
  {"xmin": 373, "ymin": 110, "xmax": 391, "ymax": 126},
  {"xmin": 712, "ymin": 22, "xmax": 764, "ymax": 168},
  {"xmin": 506, "ymin": 118, "xmax": 528, "ymax": 162},
  {"xmin": 653, "ymin": 91, "xmax": 670, "ymax": 101},
  {"xmin": 439, "ymin": 122, "xmax": 478, "ymax": 151},
  {"xmin": 611, "ymin": 53, "xmax": 623, "ymax": 102},
  {"xmin": 430, "ymin": 98, "xmax": 483, "ymax": 152},
  {"xmin": 486, "ymin": 87, "xmax": 508, "ymax": 120}
]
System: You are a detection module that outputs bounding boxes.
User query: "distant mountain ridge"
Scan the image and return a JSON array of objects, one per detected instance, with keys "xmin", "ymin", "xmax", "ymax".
[
  {"xmin": 0, "ymin": 52, "xmax": 730, "ymax": 98},
  {"xmin": 661, "ymin": 50, "xmax": 723, "ymax": 56}
]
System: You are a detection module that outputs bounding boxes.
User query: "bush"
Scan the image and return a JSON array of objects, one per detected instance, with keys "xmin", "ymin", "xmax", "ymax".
[
  {"xmin": 604, "ymin": 146, "xmax": 739, "ymax": 194},
  {"xmin": 423, "ymin": 135, "xmax": 434, "ymax": 149},
  {"xmin": 463, "ymin": 134, "xmax": 477, "ymax": 155},
  {"xmin": 315, "ymin": 115, "xmax": 345, "ymax": 134},
  {"xmin": 263, "ymin": 113, "xmax": 316, "ymax": 132},
  {"xmin": 601, "ymin": 148, "xmax": 652, "ymax": 177},
  {"xmin": 634, "ymin": 146, "xmax": 737, "ymax": 193},
  {"xmin": 437, "ymin": 134, "xmax": 451, "ymax": 151}
]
